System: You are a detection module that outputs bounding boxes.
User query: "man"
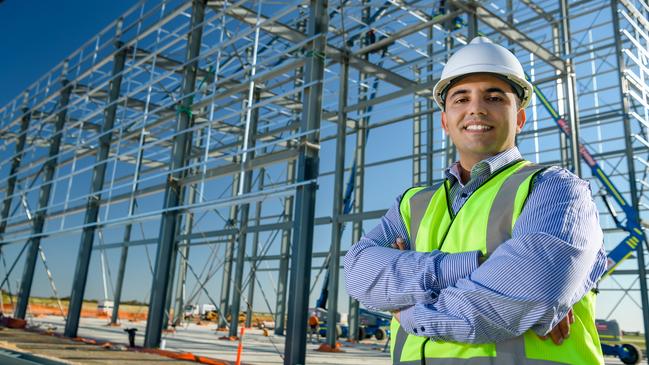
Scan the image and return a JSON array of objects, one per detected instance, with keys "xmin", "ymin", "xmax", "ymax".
[{"xmin": 344, "ymin": 37, "xmax": 607, "ymax": 364}]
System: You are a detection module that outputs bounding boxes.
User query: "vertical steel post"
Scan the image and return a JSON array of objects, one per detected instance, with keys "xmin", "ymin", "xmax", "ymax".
[
  {"xmin": 172, "ymin": 130, "xmax": 202, "ymax": 326},
  {"xmin": 275, "ymin": 14, "xmax": 306, "ymax": 335},
  {"xmin": 551, "ymin": 24, "xmax": 570, "ymax": 169},
  {"xmin": 162, "ymin": 213, "xmax": 185, "ymax": 329},
  {"xmin": 64, "ymin": 44, "xmax": 127, "ymax": 337},
  {"xmin": 0, "ymin": 105, "xmax": 31, "ymax": 306},
  {"xmin": 245, "ymin": 166, "xmax": 265, "ymax": 329},
  {"xmin": 413, "ymin": 66, "xmax": 422, "ymax": 186},
  {"xmin": 15, "ymin": 81, "xmax": 72, "ymax": 319},
  {"xmin": 274, "ymin": 157, "xmax": 295, "ymax": 336},
  {"xmin": 559, "ymin": 0, "xmax": 581, "ymax": 177},
  {"xmin": 143, "ymin": 0, "xmax": 206, "ymax": 348},
  {"xmin": 348, "ymin": 2, "xmax": 370, "ymax": 341},
  {"xmin": 426, "ymin": 26, "xmax": 434, "ymax": 185},
  {"xmin": 327, "ymin": 56, "xmax": 349, "ymax": 348},
  {"xmin": 610, "ymin": 0, "xmax": 649, "ymax": 356},
  {"xmin": 0, "ymin": 106, "xmax": 31, "ymax": 243},
  {"xmin": 111, "ymin": 132, "xmax": 146, "ymax": 325},
  {"xmin": 219, "ymin": 174, "xmax": 239, "ymax": 329},
  {"xmin": 283, "ymin": 0, "xmax": 328, "ymax": 362},
  {"xmin": 229, "ymin": 87, "xmax": 260, "ymax": 338}
]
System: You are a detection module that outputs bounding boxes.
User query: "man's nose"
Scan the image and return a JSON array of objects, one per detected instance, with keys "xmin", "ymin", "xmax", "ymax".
[{"xmin": 467, "ymin": 98, "xmax": 487, "ymax": 115}]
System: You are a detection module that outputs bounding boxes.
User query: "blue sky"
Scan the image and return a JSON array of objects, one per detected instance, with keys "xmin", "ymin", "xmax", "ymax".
[{"xmin": 0, "ymin": 0, "xmax": 136, "ymax": 107}]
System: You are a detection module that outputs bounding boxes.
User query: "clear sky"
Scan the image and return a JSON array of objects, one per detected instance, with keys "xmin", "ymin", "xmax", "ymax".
[{"xmin": 0, "ymin": 0, "xmax": 137, "ymax": 107}]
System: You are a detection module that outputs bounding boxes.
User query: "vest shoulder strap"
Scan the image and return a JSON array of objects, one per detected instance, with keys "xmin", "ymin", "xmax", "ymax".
[
  {"xmin": 409, "ymin": 182, "xmax": 444, "ymax": 251},
  {"xmin": 486, "ymin": 163, "xmax": 548, "ymax": 253}
]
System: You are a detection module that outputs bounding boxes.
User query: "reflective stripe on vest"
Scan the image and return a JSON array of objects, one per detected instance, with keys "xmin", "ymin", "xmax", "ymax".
[
  {"xmin": 394, "ymin": 162, "xmax": 573, "ymax": 365},
  {"xmin": 409, "ymin": 182, "xmax": 443, "ymax": 251}
]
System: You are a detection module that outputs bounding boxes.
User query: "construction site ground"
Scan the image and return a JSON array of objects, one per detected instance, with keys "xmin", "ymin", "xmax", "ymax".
[
  {"xmin": 0, "ymin": 315, "xmax": 633, "ymax": 365},
  {"xmin": 0, "ymin": 325, "xmax": 196, "ymax": 364}
]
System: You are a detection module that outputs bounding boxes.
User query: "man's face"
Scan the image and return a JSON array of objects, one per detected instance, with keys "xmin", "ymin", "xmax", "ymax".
[{"xmin": 441, "ymin": 73, "xmax": 526, "ymax": 167}]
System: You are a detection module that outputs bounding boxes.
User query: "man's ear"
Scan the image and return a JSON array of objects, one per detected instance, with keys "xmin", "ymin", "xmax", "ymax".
[
  {"xmin": 516, "ymin": 108, "xmax": 526, "ymax": 133},
  {"xmin": 441, "ymin": 112, "xmax": 449, "ymax": 134}
]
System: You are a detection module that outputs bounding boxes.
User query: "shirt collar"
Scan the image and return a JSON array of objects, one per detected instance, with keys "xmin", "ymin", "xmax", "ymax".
[{"xmin": 445, "ymin": 147, "xmax": 523, "ymax": 186}]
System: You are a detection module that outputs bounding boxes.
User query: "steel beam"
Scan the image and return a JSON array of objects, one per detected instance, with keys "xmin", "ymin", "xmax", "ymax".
[
  {"xmin": 610, "ymin": 0, "xmax": 649, "ymax": 356},
  {"xmin": 327, "ymin": 57, "xmax": 348, "ymax": 348},
  {"xmin": 64, "ymin": 45, "xmax": 127, "ymax": 337},
  {"xmin": 348, "ymin": 4, "xmax": 371, "ymax": 340},
  {"xmin": 245, "ymin": 166, "xmax": 264, "ymax": 328},
  {"xmin": 0, "ymin": 106, "xmax": 31, "ymax": 303},
  {"xmin": 283, "ymin": 0, "xmax": 327, "ymax": 362},
  {"xmin": 218, "ymin": 176, "xmax": 239, "ymax": 329},
  {"xmin": 413, "ymin": 67, "xmax": 422, "ymax": 186},
  {"xmin": 110, "ymin": 133, "xmax": 146, "ymax": 325},
  {"xmin": 274, "ymin": 156, "xmax": 295, "ymax": 336},
  {"xmin": 0, "ymin": 108, "xmax": 31, "ymax": 241},
  {"xmin": 451, "ymin": 0, "xmax": 565, "ymax": 72},
  {"xmin": 206, "ymin": 1, "xmax": 420, "ymax": 91},
  {"xmin": 172, "ymin": 133, "xmax": 202, "ymax": 326},
  {"xmin": 15, "ymin": 81, "xmax": 72, "ymax": 319},
  {"xmin": 559, "ymin": 0, "xmax": 582, "ymax": 177},
  {"xmin": 143, "ymin": 0, "xmax": 206, "ymax": 348},
  {"xmin": 229, "ymin": 86, "xmax": 260, "ymax": 338}
]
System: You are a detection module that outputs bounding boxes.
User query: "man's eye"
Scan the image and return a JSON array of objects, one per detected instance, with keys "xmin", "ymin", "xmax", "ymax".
[
  {"xmin": 454, "ymin": 97, "xmax": 468, "ymax": 103},
  {"xmin": 487, "ymin": 96, "xmax": 503, "ymax": 102}
]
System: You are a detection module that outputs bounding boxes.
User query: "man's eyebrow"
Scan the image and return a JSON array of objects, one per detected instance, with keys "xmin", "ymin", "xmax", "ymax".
[
  {"xmin": 448, "ymin": 88, "xmax": 468, "ymax": 98},
  {"xmin": 486, "ymin": 87, "xmax": 508, "ymax": 94}
]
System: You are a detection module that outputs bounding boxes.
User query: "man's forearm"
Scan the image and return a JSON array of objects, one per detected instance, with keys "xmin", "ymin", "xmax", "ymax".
[{"xmin": 344, "ymin": 240, "xmax": 479, "ymax": 311}]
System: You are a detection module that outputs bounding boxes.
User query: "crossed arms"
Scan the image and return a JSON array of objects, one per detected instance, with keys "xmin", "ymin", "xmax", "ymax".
[{"xmin": 343, "ymin": 167, "xmax": 607, "ymax": 344}]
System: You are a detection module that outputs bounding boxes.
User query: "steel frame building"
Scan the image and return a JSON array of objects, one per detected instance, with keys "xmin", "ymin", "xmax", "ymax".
[{"xmin": 0, "ymin": 0, "xmax": 648, "ymax": 363}]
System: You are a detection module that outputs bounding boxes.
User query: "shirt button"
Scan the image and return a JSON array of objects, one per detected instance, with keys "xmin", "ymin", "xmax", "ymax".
[
  {"xmin": 421, "ymin": 326, "xmax": 425, "ymax": 332},
  {"xmin": 461, "ymin": 193, "xmax": 468, "ymax": 198},
  {"xmin": 413, "ymin": 328, "xmax": 418, "ymax": 334}
]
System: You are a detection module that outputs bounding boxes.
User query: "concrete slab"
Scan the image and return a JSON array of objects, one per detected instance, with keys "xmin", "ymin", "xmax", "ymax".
[{"xmin": 0, "ymin": 316, "xmax": 635, "ymax": 365}]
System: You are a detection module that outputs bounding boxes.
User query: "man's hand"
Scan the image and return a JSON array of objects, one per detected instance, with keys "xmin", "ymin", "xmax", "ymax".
[
  {"xmin": 391, "ymin": 236, "xmax": 406, "ymax": 251},
  {"xmin": 538, "ymin": 308, "xmax": 574, "ymax": 345}
]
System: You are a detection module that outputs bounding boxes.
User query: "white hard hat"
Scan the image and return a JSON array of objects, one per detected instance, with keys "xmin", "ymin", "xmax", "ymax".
[{"xmin": 433, "ymin": 36, "xmax": 534, "ymax": 111}]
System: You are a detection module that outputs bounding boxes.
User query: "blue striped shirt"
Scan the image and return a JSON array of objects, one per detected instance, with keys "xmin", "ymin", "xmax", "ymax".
[{"xmin": 343, "ymin": 147, "xmax": 607, "ymax": 343}]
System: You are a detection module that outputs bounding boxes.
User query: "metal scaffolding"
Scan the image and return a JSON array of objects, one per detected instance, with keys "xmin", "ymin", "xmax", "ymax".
[{"xmin": 0, "ymin": 0, "xmax": 648, "ymax": 364}]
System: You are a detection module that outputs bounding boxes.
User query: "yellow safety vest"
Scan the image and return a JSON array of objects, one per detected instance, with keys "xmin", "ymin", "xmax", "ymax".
[{"xmin": 390, "ymin": 160, "xmax": 604, "ymax": 365}]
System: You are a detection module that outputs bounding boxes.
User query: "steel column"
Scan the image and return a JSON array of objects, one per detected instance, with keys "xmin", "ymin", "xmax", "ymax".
[
  {"xmin": 15, "ymin": 81, "xmax": 72, "ymax": 319},
  {"xmin": 348, "ymin": 2, "xmax": 370, "ymax": 341},
  {"xmin": 0, "ymin": 108, "xmax": 30, "ymax": 239},
  {"xmin": 283, "ymin": 0, "xmax": 328, "ymax": 362},
  {"xmin": 218, "ymin": 174, "xmax": 239, "ymax": 329},
  {"xmin": 143, "ymin": 0, "xmax": 206, "ymax": 348},
  {"xmin": 327, "ymin": 57, "xmax": 349, "ymax": 347},
  {"xmin": 610, "ymin": 0, "xmax": 649, "ymax": 357},
  {"xmin": 413, "ymin": 66, "xmax": 422, "ymax": 186},
  {"xmin": 110, "ymin": 132, "xmax": 146, "ymax": 325},
  {"xmin": 559, "ymin": 0, "xmax": 582, "ymax": 177},
  {"xmin": 275, "ymin": 14, "xmax": 306, "ymax": 336},
  {"xmin": 172, "ymin": 146, "xmax": 200, "ymax": 326},
  {"xmin": 426, "ymin": 26, "xmax": 434, "ymax": 185},
  {"xmin": 229, "ymin": 87, "xmax": 260, "ymax": 338},
  {"xmin": 0, "ymin": 105, "xmax": 31, "ymax": 309},
  {"xmin": 64, "ymin": 44, "xmax": 127, "ymax": 337},
  {"xmin": 245, "ymin": 166, "xmax": 265, "ymax": 329},
  {"xmin": 274, "ymin": 157, "xmax": 295, "ymax": 336}
]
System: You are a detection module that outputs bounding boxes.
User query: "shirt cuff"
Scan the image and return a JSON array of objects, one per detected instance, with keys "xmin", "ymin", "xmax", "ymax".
[
  {"xmin": 398, "ymin": 305, "xmax": 420, "ymax": 335},
  {"xmin": 436, "ymin": 251, "xmax": 480, "ymax": 289}
]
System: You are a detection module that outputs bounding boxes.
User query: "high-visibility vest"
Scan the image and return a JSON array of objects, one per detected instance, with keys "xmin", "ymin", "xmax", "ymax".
[{"xmin": 390, "ymin": 160, "xmax": 604, "ymax": 365}]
